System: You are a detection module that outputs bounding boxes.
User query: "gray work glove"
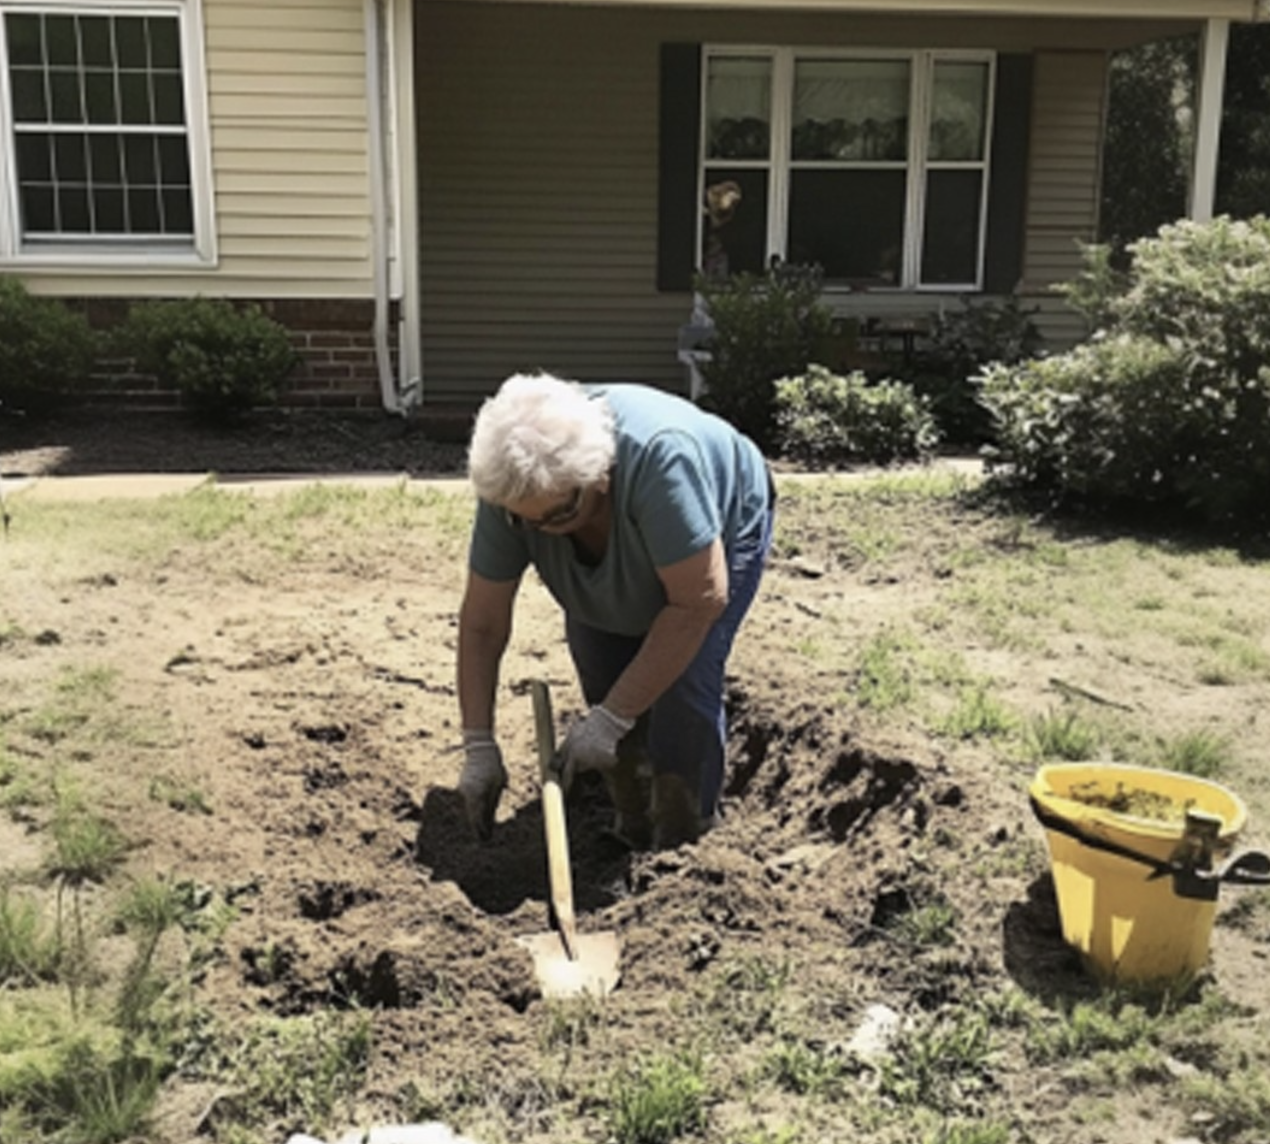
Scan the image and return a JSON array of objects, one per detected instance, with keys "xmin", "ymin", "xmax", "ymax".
[
  {"xmin": 559, "ymin": 704, "xmax": 635, "ymax": 776},
  {"xmin": 457, "ymin": 731, "xmax": 507, "ymax": 841}
]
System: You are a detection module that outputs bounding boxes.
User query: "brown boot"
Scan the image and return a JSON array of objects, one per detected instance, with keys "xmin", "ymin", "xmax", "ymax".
[
  {"xmin": 651, "ymin": 772, "xmax": 703, "ymax": 850},
  {"xmin": 603, "ymin": 735, "xmax": 652, "ymax": 850}
]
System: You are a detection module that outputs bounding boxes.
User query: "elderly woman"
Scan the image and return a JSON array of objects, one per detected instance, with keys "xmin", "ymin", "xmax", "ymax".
[{"xmin": 456, "ymin": 372, "xmax": 774, "ymax": 849}]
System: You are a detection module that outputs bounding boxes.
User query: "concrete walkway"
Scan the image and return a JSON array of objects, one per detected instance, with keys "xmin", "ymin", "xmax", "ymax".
[{"xmin": 2, "ymin": 456, "xmax": 985, "ymax": 503}]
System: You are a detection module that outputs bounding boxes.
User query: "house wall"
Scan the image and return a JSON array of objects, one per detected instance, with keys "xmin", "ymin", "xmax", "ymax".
[
  {"xmin": 415, "ymin": 1, "xmax": 1197, "ymax": 404},
  {"xmin": 17, "ymin": 0, "xmax": 384, "ymax": 408}
]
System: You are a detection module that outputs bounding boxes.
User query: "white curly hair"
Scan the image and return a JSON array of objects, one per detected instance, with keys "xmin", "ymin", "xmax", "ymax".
[{"xmin": 467, "ymin": 373, "xmax": 617, "ymax": 504}]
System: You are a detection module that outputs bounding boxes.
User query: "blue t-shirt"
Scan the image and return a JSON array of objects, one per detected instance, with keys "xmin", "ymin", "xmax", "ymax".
[{"xmin": 468, "ymin": 384, "xmax": 769, "ymax": 636}]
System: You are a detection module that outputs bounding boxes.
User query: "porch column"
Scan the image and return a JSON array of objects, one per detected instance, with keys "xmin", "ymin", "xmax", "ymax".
[{"xmin": 1189, "ymin": 18, "xmax": 1230, "ymax": 223}]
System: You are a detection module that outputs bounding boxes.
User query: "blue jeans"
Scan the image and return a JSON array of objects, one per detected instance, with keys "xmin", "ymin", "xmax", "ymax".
[{"xmin": 564, "ymin": 497, "xmax": 775, "ymax": 820}]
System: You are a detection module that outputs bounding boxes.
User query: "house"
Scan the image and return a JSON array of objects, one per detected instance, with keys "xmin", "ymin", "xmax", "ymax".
[{"xmin": 0, "ymin": 0, "xmax": 1263, "ymax": 423}]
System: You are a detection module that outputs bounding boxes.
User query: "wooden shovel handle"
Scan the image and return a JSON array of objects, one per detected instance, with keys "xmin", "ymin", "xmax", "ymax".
[{"xmin": 531, "ymin": 680, "xmax": 579, "ymax": 960}]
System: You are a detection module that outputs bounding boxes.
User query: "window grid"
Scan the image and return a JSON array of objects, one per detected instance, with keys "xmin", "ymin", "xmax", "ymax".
[
  {"xmin": 4, "ymin": 9, "xmax": 192, "ymax": 242},
  {"xmin": 700, "ymin": 46, "xmax": 994, "ymax": 291}
]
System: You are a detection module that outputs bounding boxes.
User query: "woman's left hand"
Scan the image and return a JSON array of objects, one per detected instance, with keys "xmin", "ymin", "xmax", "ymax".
[{"xmin": 560, "ymin": 704, "xmax": 635, "ymax": 774}]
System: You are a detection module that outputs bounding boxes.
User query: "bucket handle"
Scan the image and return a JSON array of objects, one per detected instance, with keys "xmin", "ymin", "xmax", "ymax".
[{"xmin": 1029, "ymin": 795, "xmax": 1270, "ymax": 902}]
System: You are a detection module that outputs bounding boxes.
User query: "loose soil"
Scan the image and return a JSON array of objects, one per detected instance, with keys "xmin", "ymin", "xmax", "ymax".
[{"xmin": 3, "ymin": 410, "xmax": 1268, "ymax": 1144}]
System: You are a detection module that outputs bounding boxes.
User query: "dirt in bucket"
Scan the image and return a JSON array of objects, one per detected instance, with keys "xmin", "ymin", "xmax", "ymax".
[{"xmin": 1067, "ymin": 780, "xmax": 1196, "ymax": 824}]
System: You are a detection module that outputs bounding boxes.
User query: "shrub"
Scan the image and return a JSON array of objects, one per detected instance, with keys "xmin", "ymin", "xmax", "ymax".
[
  {"xmin": 897, "ymin": 296, "xmax": 1044, "ymax": 446},
  {"xmin": 119, "ymin": 297, "xmax": 298, "ymax": 424},
  {"xmin": 775, "ymin": 364, "xmax": 940, "ymax": 467},
  {"xmin": 0, "ymin": 276, "xmax": 98, "ymax": 415},
  {"xmin": 694, "ymin": 262, "xmax": 833, "ymax": 450},
  {"xmin": 981, "ymin": 217, "xmax": 1270, "ymax": 523}
]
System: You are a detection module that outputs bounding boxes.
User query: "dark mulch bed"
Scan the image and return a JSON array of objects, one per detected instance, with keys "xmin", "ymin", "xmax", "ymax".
[{"xmin": 0, "ymin": 407, "xmax": 470, "ymax": 478}]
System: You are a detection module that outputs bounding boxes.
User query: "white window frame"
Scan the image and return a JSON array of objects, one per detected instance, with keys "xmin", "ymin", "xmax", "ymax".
[
  {"xmin": 699, "ymin": 45, "xmax": 996, "ymax": 292},
  {"xmin": 0, "ymin": 0, "xmax": 216, "ymax": 268}
]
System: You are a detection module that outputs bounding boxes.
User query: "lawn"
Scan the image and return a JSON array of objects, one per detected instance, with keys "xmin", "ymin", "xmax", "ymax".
[{"xmin": 1, "ymin": 471, "xmax": 1268, "ymax": 1144}]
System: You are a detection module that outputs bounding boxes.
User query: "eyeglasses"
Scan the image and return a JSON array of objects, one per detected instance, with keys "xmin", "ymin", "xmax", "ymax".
[{"xmin": 505, "ymin": 486, "xmax": 585, "ymax": 531}]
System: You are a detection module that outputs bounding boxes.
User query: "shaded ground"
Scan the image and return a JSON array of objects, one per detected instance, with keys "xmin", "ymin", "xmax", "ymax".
[
  {"xmin": 3, "ymin": 412, "xmax": 1268, "ymax": 1144},
  {"xmin": 0, "ymin": 407, "xmax": 468, "ymax": 478}
]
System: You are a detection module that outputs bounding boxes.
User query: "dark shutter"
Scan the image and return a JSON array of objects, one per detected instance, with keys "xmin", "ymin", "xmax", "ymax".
[
  {"xmin": 983, "ymin": 53, "xmax": 1034, "ymax": 295},
  {"xmin": 657, "ymin": 43, "xmax": 701, "ymax": 292}
]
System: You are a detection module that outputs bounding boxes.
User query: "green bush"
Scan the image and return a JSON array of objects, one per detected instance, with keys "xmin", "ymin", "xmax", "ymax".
[
  {"xmin": 775, "ymin": 364, "xmax": 940, "ymax": 467},
  {"xmin": 897, "ymin": 297, "xmax": 1044, "ymax": 446},
  {"xmin": 119, "ymin": 297, "xmax": 298, "ymax": 424},
  {"xmin": 981, "ymin": 216, "xmax": 1270, "ymax": 522},
  {"xmin": 0, "ymin": 276, "xmax": 98, "ymax": 415},
  {"xmin": 694, "ymin": 262, "xmax": 833, "ymax": 450}
]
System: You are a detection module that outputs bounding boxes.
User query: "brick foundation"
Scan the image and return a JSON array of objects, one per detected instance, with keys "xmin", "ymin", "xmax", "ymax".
[{"xmin": 71, "ymin": 295, "xmax": 394, "ymax": 412}]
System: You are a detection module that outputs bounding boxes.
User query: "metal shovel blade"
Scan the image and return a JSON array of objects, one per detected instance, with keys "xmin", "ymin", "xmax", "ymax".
[
  {"xmin": 519, "ymin": 679, "xmax": 622, "ymax": 999},
  {"xmin": 516, "ymin": 930, "xmax": 622, "ymax": 999}
]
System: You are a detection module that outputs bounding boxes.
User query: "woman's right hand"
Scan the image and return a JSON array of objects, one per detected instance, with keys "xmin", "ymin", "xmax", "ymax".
[{"xmin": 457, "ymin": 732, "xmax": 507, "ymax": 841}]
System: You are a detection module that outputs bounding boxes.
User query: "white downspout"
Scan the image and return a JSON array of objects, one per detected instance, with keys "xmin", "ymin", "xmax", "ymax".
[
  {"xmin": 1189, "ymin": 18, "xmax": 1230, "ymax": 223},
  {"xmin": 389, "ymin": 0, "xmax": 423, "ymax": 411},
  {"xmin": 364, "ymin": 0, "xmax": 401, "ymax": 414}
]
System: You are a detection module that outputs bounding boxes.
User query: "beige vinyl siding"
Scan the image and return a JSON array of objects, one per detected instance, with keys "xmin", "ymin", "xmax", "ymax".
[
  {"xmin": 1020, "ymin": 50, "xmax": 1107, "ymax": 345},
  {"xmin": 23, "ymin": 0, "xmax": 374, "ymax": 299},
  {"xmin": 417, "ymin": 3, "xmax": 1201, "ymax": 401}
]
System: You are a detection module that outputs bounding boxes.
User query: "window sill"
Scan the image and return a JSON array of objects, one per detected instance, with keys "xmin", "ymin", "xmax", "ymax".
[{"xmin": 1, "ymin": 248, "xmax": 217, "ymax": 272}]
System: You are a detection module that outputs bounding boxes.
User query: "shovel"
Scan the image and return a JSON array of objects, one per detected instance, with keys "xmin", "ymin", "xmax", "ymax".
[{"xmin": 516, "ymin": 679, "xmax": 622, "ymax": 999}]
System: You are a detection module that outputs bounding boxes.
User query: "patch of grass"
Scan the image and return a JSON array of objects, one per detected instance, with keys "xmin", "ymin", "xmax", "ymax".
[
  {"xmin": 890, "ymin": 900, "xmax": 959, "ymax": 948},
  {"xmin": 147, "ymin": 776, "xmax": 212, "ymax": 815},
  {"xmin": 1181, "ymin": 1066, "xmax": 1270, "ymax": 1141},
  {"xmin": 856, "ymin": 630, "xmax": 917, "ymax": 711},
  {"xmin": 764, "ymin": 1039, "xmax": 848, "ymax": 1096},
  {"xmin": 1025, "ymin": 996, "xmax": 1158, "ymax": 1064},
  {"xmin": 1156, "ymin": 729, "xmax": 1234, "ymax": 779},
  {"xmin": 191, "ymin": 1012, "xmax": 372, "ymax": 1143},
  {"xmin": 1029, "ymin": 707, "xmax": 1102, "ymax": 761},
  {"xmin": 48, "ymin": 807, "xmax": 130, "ymax": 887},
  {"xmin": 923, "ymin": 1122, "xmax": 1012, "ymax": 1144},
  {"xmin": 606, "ymin": 1048, "xmax": 708, "ymax": 1144},
  {"xmin": 0, "ymin": 885, "xmax": 60, "ymax": 984},
  {"xmin": 938, "ymin": 686, "xmax": 1016, "ymax": 741},
  {"xmin": 877, "ymin": 1008, "xmax": 997, "ymax": 1113}
]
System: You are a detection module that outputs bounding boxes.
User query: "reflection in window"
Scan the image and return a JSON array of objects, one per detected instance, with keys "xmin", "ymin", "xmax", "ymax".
[
  {"xmin": 706, "ymin": 55, "xmax": 771, "ymax": 160},
  {"xmin": 792, "ymin": 59, "xmax": 910, "ymax": 162}
]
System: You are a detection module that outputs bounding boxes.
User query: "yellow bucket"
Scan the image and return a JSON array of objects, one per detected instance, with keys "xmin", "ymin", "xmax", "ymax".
[{"xmin": 1029, "ymin": 762, "xmax": 1247, "ymax": 984}]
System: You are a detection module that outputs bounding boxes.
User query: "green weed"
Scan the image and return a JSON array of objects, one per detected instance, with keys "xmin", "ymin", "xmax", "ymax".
[
  {"xmin": 0, "ymin": 885, "xmax": 59, "ymax": 984},
  {"xmin": 938, "ymin": 687, "xmax": 1015, "ymax": 741},
  {"xmin": 764, "ymin": 1039, "xmax": 847, "ymax": 1096},
  {"xmin": 856, "ymin": 630, "xmax": 917, "ymax": 711},
  {"xmin": 1157, "ymin": 729, "xmax": 1233, "ymax": 778},
  {"xmin": 878, "ymin": 1008, "xmax": 997, "ymax": 1112},
  {"xmin": 606, "ymin": 1048, "xmax": 708, "ymax": 1144},
  {"xmin": 1029, "ymin": 707, "xmax": 1101, "ymax": 761},
  {"xmin": 1181, "ymin": 1065, "xmax": 1270, "ymax": 1139}
]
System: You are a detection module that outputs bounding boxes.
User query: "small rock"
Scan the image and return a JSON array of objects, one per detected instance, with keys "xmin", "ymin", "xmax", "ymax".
[
  {"xmin": 845, "ymin": 1003, "xmax": 902, "ymax": 1063},
  {"xmin": 1163, "ymin": 1055, "xmax": 1199, "ymax": 1080}
]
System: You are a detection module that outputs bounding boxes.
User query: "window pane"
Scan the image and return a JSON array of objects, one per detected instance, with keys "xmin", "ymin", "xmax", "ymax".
[
  {"xmin": 161, "ymin": 186, "xmax": 193, "ymax": 233},
  {"xmin": 699, "ymin": 168, "xmax": 768, "ymax": 278},
  {"xmin": 89, "ymin": 134, "xmax": 123, "ymax": 184},
  {"xmin": 115, "ymin": 18, "xmax": 146, "ymax": 68},
  {"xmin": 94, "ymin": 186, "xmax": 126, "ymax": 231},
  {"xmin": 157, "ymin": 135, "xmax": 190, "ymax": 184},
  {"xmin": 84, "ymin": 70, "xmax": 118, "ymax": 123},
  {"xmin": 10, "ymin": 69, "xmax": 48, "ymax": 121},
  {"xmin": 79, "ymin": 16, "xmax": 113, "ymax": 67},
  {"xmin": 921, "ymin": 169, "xmax": 982, "ymax": 284},
  {"xmin": 49, "ymin": 68, "xmax": 82, "ymax": 122},
  {"xmin": 930, "ymin": 61, "xmax": 989, "ymax": 161},
  {"xmin": 123, "ymin": 134, "xmax": 157, "ymax": 183},
  {"xmin": 788, "ymin": 169, "xmax": 906, "ymax": 285},
  {"xmin": 15, "ymin": 133, "xmax": 52, "ymax": 181},
  {"xmin": 119, "ymin": 71, "xmax": 150, "ymax": 124},
  {"xmin": 45, "ymin": 15, "xmax": 77, "ymax": 66},
  {"xmin": 148, "ymin": 17, "xmax": 180, "ymax": 69},
  {"xmin": 152, "ymin": 72, "xmax": 184, "ymax": 125},
  {"xmin": 53, "ymin": 132, "xmax": 88, "ymax": 182},
  {"xmin": 6, "ymin": 14, "xmax": 44, "ymax": 66},
  {"xmin": 59, "ymin": 185, "xmax": 91, "ymax": 231},
  {"xmin": 21, "ymin": 184, "xmax": 57, "ymax": 231},
  {"xmin": 706, "ymin": 56, "xmax": 770, "ymax": 161},
  {"xmin": 127, "ymin": 185, "xmax": 160, "ymax": 232},
  {"xmin": 793, "ymin": 59, "xmax": 909, "ymax": 162}
]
